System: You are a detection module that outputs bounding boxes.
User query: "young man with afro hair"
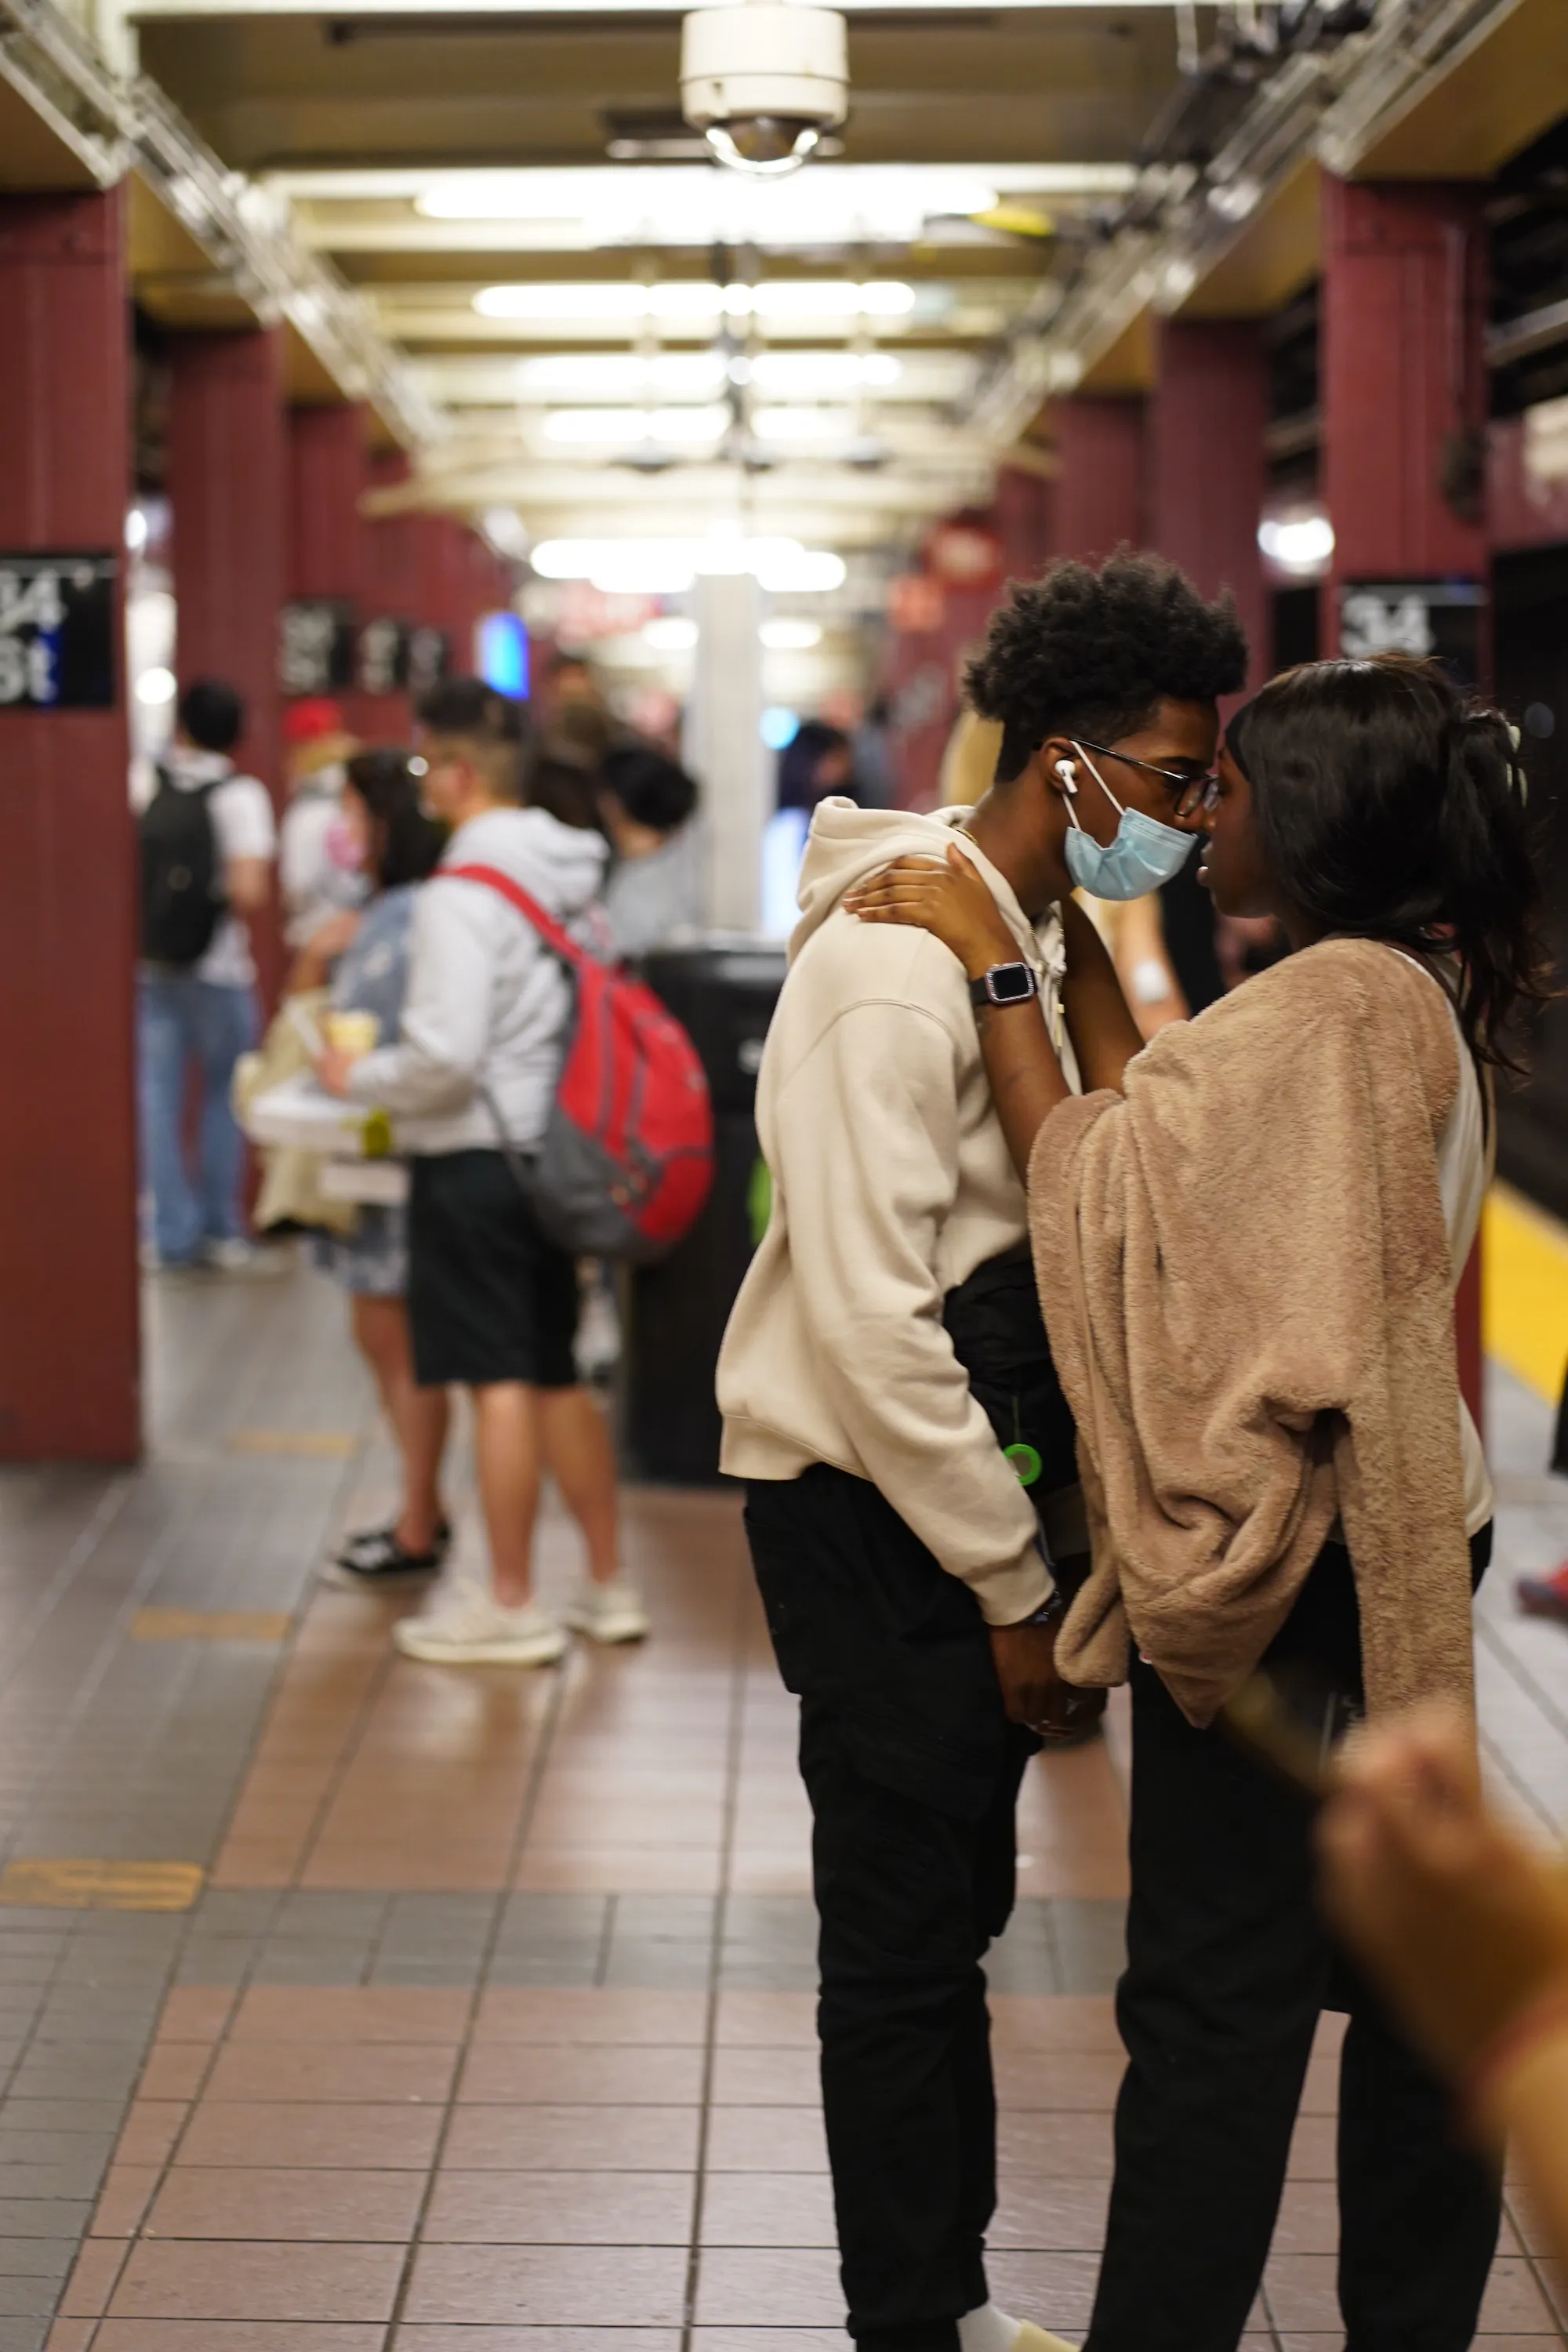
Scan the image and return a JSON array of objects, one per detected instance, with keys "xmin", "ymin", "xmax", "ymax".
[{"xmin": 717, "ymin": 550, "xmax": 1248, "ymax": 2352}]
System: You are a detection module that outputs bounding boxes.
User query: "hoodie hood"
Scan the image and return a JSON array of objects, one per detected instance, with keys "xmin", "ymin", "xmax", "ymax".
[
  {"xmin": 792, "ymin": 796, "xmax": 1046, "ymax": 968},
  {"xmin": 444, "ymin": 804, "xmax": 607, "ymax": 921}
]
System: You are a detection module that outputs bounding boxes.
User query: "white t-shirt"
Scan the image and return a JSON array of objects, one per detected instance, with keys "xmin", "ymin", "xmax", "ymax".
[
  {"xmin": 280, "ymin": 771, "xmax": 368, "ymax": 949},
  {"xmin": 135, "ymin": 749, "xmax": 278, "ymax": 989},
  {"xmin": 1395, "ymin": 953, "xmax": 1495, "ymax": 1538}
]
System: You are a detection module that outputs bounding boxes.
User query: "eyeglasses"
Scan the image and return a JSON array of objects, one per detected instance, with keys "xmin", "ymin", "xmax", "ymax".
[{"xmin": 1076, "ymin": 739, "xmax": 1221, "ymax": 815}]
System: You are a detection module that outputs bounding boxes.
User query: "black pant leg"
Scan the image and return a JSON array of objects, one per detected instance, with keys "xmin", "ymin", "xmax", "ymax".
[
  {"xmin": 746, "ymin": 1470, "xmax": 1029, "ymax": 2352},
  {"xmin": 1337, "ymin": 1988, "xmax": 1501, "ymax": 2352},
  {"xmin": 1086, "ymin": 1657, "xmax": 1327, "ymax": 2352},
  {"xmin": 804, "ymin": 1696, "xmax": 1017, "ymax": 2352}
]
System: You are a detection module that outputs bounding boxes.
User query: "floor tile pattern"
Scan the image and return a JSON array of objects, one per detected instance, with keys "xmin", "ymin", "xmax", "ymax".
[{"xmin": 0, "ymin": 1266, "xmax": 1563, "ymax": 2348}]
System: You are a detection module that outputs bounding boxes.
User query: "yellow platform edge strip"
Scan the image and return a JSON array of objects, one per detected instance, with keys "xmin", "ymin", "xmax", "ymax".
[
  {"xmin": 1483, "ymin": 1184, "xmax": 1568, "ymax": 1406},
  {"xmin": 0, "ymin": 1859, "xmax": 205, "ymax": 1912},
  {"xmin": 132, "ymin": 1609, "xmax": 291, "ymax": 1643}
]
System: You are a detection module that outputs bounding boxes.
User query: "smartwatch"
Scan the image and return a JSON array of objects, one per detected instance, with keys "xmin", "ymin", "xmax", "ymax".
[{"xmin": 970, "ymin": 961, "xmax": 1040, "ymax": 1011}]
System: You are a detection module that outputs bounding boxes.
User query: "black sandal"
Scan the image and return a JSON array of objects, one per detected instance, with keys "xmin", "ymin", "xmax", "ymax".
[{"xmin": 326, "ymin": 1518, "xmax": 452, "ymax": 1587}]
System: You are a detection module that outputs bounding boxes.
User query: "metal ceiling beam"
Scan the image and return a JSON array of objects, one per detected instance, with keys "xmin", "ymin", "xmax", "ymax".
[
  {"xmin": 125, "ymin": 0, "xmax": 1184, "ymax": 16},
  {"xmin": 971, "ymin": 0, "xmax": 1544, "ymax": 446},
  {"xmin": 0, "ymin": 0, "xmax": 440, "ymax": 445}
]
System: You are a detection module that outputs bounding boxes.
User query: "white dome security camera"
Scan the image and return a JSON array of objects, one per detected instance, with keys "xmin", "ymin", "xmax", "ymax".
[{"xmin": 680, "ymin": 2, "xmax": 848, "ymax": 178}]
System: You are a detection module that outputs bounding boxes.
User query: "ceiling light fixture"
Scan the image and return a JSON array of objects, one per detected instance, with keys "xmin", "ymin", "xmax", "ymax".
[
  {"xmin": 760, "ymin": 618, "xmax": 824, "ymax": 650},
  {"xmin": 644, "ymin": 616, "xmax": 701, "ymax": 652},
  {"xmin": 474, "ymin": 280, "xmax": 914, "ymax": 323},
  {"xmin": 542, "ymin": 405, "xmax": 729, "ymax": 445},
  {"xmin": 1257, "ymin": 514, "xmax": 1336, "ymax": 574},
  {"xmin": 751, "ymin": 406, "xmax": 857, "ymax": 441},
  {"xmin": 532, "ymin": 538, "xmax": 846, "ymax": 595}
]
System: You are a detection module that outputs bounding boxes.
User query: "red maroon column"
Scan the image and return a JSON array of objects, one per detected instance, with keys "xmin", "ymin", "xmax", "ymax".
[
  {"xmin": 1320, "ymin": 174, "xmax": 1489, "ymax": 1428},
  {"xmin": 0, "ymin": 190, "xmax": 139, "ymax": 1461},
  {"xmin": 167, "ymin": 327, "xmax": 289, "ymax": 1000},
  {"xmin": 1052, "ymin": 397, "xmax": 1145, "ymax": 561},
  {"xmin": 359, "ymin": 450, "xmax": 420, "ymax": 742},
  {"xmin": 1321, "ymin": 176, "xmax": 1487, "ymax": 615},
  {"xmin": 1147, "ymin": 321, "xmax": 1269, "ymax": 687}
]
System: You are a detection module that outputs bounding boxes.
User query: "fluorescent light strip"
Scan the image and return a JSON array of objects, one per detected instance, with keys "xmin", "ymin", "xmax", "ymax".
[
  {"xmin": 474, "ymin": 281, "xmax": 916, "ymax": 321},
  {"xmin": 136, "ymin": 0, "xmax": 1177, "ymax": 20},
  {"xmin": 273, "ymin": 162, "xmax": 1139, "ymax": 204}
]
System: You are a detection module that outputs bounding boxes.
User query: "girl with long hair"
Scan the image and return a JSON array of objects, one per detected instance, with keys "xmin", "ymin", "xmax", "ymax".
[{"xmin": 847, "ymin": 653, "xmax": 1549, "ymax": 2352}]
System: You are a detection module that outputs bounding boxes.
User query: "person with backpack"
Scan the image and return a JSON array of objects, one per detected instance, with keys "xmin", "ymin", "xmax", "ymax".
[
  {"xmin": 314, "ymin": 678, "xmax": 648, "ymax": 1665},
  {"xmin": 138, "ymin": 676, "xmax": 279, "ymax": 1274}
]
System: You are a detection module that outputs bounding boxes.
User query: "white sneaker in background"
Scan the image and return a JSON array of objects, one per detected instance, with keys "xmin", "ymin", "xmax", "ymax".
[
  {"xmin": 392, "ymin": 1577, "xmax": 569, "ymax": 1668},
  {"xmin": 201, "ymin": 1238, "xmax": 290, "ymax": 1277},
  {"xmin": 575, "ymin": 1279, "xmax": 622, "ymax": 1385},
  {"xmin": 562, "ymin": 1575, "xmax": 651, "ymax": 1646}
]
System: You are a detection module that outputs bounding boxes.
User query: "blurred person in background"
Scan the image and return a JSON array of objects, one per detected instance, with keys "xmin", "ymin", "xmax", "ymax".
[
  {"xmin": 762, "ymin": 719, "xmax": 858, "ymax": 940},
  {"xmin": 1319, "ymin": 1703, "xmax": 1568, "ymax": 2271},
  {"xmin": 292, "ymin": 750, "xmax": 455, "ymax": 1591},
  {"xmin": 316, "ymin": 680, "xmax": 644, "ymax": 1665},
  {"xmin": 851, "ymin": 693, "xmax": 898, "ymax": 811},
  {"xmin": 138, "ymin": 675, "xmax": 279, "ymax": 1276},
  {"xmin": 850, "ymin": 652, "xmax": 1547, "ymax": 2352},
  {"xmin": 279, "ymin": 698, "xmax": 365, "ymax": 949},
  {"xmin": 597, "ymin": 741, "xmax": 702, "ymax": 959}
]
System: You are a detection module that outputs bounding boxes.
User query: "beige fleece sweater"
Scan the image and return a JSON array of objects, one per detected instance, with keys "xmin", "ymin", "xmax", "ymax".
[
  {"xmin": 717, "ymin": 798, "xmax": 1081, "ymax": 1628},
  {"xmin": 1027, "ymin": 936, "xmax": 1475, "ymax": 1727}
]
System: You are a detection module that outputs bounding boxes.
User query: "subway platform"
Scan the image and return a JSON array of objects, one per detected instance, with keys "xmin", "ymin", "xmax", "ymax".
[{"xmin": 0, "ymin": 1259, "xmax": 1559, "ymax": 2350}]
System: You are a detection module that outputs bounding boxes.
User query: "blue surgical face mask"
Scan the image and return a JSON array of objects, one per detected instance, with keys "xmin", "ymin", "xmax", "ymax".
[{"xmin": 1062, "ymin": 742, "xmax": 1194, "ymax": 902}]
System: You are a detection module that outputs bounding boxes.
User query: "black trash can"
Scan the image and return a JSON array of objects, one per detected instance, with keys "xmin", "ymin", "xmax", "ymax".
[{"xmin": 624, "ymin": 942, "xmax": 787, "ymax": 1484}]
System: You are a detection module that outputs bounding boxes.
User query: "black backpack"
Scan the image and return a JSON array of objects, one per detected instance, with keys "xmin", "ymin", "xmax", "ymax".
[{"xmin": 140, "ymin": 767, "xmax": 225, "ymax": 966}]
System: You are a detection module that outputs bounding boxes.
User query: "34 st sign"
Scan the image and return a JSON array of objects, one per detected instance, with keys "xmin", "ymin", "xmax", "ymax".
[{"xmin": 0, "ymin": 554, "xmax": 117, "ymax": 710}]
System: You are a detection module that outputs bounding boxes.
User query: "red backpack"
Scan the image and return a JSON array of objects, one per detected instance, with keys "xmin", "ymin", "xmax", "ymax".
[{"xmin": 450, "ymin": 862, "xmax": 714, "ymax": 1264}]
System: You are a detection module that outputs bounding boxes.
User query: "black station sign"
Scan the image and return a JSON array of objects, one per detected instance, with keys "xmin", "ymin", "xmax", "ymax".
[
  {"xmin": 279, "ymin": 599, "xmax": 357, "ymax": 698},
  {"xmin": 0, "ymin": 553, "xmax": 116, "ymax": 710},
  {"xmin": 354, "ymin": 619, "xmax": 452, "ymax": 699},
  {"xmin": 1337, "ymin": 579, "xmax": 1486, "ymax": 686}
]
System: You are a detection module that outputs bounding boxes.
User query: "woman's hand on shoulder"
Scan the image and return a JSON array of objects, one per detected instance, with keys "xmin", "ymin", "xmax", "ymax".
[{"xmin": 844, "ymin": 842, "xmax": 1017, "ymax": 982}]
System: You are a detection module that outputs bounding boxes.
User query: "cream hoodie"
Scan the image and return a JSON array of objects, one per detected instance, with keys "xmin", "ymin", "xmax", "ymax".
[{"xmin": 717, "ymin": 799, "xmax": 1082, "ymax": 1628}]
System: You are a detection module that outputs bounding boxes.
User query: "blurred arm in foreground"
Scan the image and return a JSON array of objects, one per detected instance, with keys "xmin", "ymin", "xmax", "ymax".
[{"xmin": 1318, "ymin": 1704, "xmax": 1568, "ymax": 2259}]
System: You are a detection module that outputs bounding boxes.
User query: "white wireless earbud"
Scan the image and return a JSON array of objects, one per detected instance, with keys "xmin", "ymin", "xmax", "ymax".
[{"xmin": 1054, "ymin": 758, "xmax": 1078, "ymax": 795}]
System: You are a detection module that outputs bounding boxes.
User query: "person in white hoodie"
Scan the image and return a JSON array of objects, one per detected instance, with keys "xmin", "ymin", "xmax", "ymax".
[
  {"xmin": 716, "ymin": 552, "xmax": 1249, "ymax": 2352},
  {"xmin": 317, "ymin": 678, "xmax": 645, "ymax": 1667}
]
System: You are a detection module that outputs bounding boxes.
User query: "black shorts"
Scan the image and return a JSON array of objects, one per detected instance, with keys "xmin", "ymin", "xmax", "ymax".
[{"xmin": 407, "ymin": 1151, "xmax": 580, "ymax": 1390}]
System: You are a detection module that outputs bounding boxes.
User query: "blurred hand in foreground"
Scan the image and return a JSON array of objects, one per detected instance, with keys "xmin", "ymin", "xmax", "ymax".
[{"xmin": 1317, "ymin": 1703, "xmax": 1568, "ymax": 2079}]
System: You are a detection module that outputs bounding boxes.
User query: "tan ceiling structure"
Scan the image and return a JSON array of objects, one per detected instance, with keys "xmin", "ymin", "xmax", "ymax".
[{"xmin": 6, "ymin": 0, "xmax": 1563, "ymax": 572}]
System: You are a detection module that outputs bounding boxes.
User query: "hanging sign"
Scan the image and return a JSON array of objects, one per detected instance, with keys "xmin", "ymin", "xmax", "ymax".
[
  {"xmin": 405, "ymin": 626, "xmax": 451, "ymax": 697},
  {"xmin": 355, "ymin": 618, "xmax": 454, "ymax": 698},
  {"xmin": 888, "ymin": 573, "xmax": 946, "ymax": 633},
  {"xmin": 928, "ymin": 524, "xmax": 1004, "ymax": 590},
  {"xmin": 356, "ymin": 617, "xmax": 406, "ymax": 697},
  {"xmin": 0, "ymin": 554, "xmax": 116, "ymax": 710},
  {"xmin": 1337, "ymin": 580, "xmax": 1486, "ymax": 686},
  {"xmin": 279, "ymin": 599, "xmax": 357, "ymax": 698}
]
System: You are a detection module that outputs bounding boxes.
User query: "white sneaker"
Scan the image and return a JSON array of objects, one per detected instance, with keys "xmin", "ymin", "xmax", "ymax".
[
  {"xmin": 392, "ymin": 1577, "xmax": 569, "ymax": 1668},
  {"xmin": 201, "ymin": 1238, "xmax": 290, "ymax": 1277},
  {"xmin": 561, "ymin": 1576, "xmax": 650, "ymax": 1645},
  {"xmin": 575, "ymin": 1283, "xmax": 621, "ymax": 1385}
]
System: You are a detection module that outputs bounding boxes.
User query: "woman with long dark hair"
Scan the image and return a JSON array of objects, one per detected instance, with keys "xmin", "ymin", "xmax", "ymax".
[{"xmin": 847, "ymin": 654, "xmax": 1549, "ymax": 2352}]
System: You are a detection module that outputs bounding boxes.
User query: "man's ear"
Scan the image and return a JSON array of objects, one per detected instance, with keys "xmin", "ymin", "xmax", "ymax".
[{"xmin": 1039, "ymin": 735, "xmax": 1078, "ymax": 801}]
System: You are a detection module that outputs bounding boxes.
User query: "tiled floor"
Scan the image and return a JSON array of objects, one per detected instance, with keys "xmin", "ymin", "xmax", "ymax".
[{"xmin": 0, "ymin": 1256, "xmax": 1564, "ymax": 2349}]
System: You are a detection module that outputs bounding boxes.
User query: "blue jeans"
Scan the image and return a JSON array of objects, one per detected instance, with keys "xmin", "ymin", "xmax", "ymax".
[{"xmin": 137, "ymin": 971, "xmax": 259, "ymax": 1263}]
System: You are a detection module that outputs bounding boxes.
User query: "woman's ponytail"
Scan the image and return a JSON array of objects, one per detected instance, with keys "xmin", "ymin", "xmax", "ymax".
[{"xmin": 1436, "ymin": 700, "xmax": 1550, "ymax": 1077}]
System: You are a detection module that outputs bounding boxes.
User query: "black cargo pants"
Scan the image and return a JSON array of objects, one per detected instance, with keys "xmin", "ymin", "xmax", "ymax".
[{"xmin": 745, "ymin": 1465, "xmax": 1037, "ymax": 2352}]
